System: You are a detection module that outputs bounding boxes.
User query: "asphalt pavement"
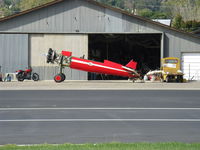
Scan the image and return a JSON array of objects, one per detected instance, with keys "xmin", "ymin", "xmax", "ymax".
[{"xmin": 0, "ymin": 90, "xmax": 200, "ymax": 144}]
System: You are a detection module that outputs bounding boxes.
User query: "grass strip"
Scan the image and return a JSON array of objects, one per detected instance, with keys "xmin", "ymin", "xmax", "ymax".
[{"xmin": 0, "ymin": 142, "xmax": 200, "ymax": 150}]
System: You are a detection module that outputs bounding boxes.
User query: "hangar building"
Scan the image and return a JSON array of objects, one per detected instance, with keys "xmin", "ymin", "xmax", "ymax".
[{"xmin": 0, "ymin": 0, "xmax": 200, "ymax": 80}]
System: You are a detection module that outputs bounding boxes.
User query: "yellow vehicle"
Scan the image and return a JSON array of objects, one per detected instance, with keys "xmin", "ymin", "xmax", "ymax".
[{"xmin": 161, "ymin": 57, "xmax": 183, "ymax": 82}]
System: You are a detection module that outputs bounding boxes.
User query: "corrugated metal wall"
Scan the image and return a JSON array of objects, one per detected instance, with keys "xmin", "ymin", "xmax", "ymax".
[
  {"xmin": 164, "ymin": 32, "xmax": 200, "ymax": 58},
  {"xmin": 0, "ymin": 0, "xmax": 161, "ymax": 34},
  {"xmin": 30, "ymin": 34, "xmax": 88, "ymax": 80},
  {"xmin": 0, "ymin": 34, "xmax": 28, "ymax": 73}
]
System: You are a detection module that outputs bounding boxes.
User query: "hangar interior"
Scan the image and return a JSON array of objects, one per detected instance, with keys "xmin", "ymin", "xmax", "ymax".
[{"xmin": 88, "ymin": 34, "xmax": 161, "ymax": 80}]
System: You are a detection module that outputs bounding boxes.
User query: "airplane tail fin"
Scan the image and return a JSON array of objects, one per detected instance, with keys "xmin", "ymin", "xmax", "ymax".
[{"xmin": 126, "ymin": 60, "xmax": 137, "ymax": 70}]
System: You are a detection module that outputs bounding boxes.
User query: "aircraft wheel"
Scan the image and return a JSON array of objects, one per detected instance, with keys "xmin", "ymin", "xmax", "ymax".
[
  {"xmin": 54, "ymin": 74, "xmax": 64, "ymax": 83},
  {"xmin": 60, "ymin": 73, "xmax": 66, "ymax": 81}
]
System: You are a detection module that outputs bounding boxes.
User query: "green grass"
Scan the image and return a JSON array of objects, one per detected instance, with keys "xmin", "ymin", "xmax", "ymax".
[{"xmin": 0, "ymin": 143, "xmax": 200, "ymax": 150}]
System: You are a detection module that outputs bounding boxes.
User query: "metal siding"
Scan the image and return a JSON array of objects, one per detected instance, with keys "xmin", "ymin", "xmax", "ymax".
[
  {"xmin": 181, "ymin": 35, "xmax": 200, "ymax": 52},
  {"xmin": 55, "ymin": 4, "xmax": 64, "ymax": 32},
  {"xmin": 63, "ymin": 0, "xmax": 80, "ymax": 32},
  {"xmin": 79, "ymin": 1, "xmax": 105, "ymax": 32},
  {"xmin": 105, "ymin": 8, "xmax": 122, "ymax": 32},
  {"xmin": 63, "ymin": 1, "xmax": 72, "ymax": 32},
  {"xmin": 122, "ymin": 15, "xmax": 162, "ymax": 33},
  {"xmin": 122, "ymin": 15, "xmax": 139, "ymax": 33},
  {"xmin": 165, "ymin": 32, "xmax": 200, "ymax": 59},
  {"xmin": 0, "ymin": 0, "xmax": 168, "ymax": 34},
  {"xmin": 160, "ymin": 33, "xmax": 164, "ymax": 59},
  {"xmin": 47, "ymin": 6, "xmax": 56, "ymax": 32},
  {"xmin": 0, "ymin": 34, "xmax": 28, "ymax": 73}
]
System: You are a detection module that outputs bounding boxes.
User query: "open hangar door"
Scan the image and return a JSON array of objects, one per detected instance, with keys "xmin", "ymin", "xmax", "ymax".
[{"xmin": 88, "ymin": 34, "xmax": 161, "ymax": 80}]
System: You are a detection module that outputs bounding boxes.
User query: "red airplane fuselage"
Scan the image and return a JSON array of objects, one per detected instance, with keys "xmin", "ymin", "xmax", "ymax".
[{"xmin": 62, "ymin": 51, "xmax": 138, "ymax": 78}]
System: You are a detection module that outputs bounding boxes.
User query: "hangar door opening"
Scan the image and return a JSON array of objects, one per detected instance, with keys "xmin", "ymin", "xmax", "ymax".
[{"xmin": 88, "ymin": 34, "xmax": 161, "ymax": 80}]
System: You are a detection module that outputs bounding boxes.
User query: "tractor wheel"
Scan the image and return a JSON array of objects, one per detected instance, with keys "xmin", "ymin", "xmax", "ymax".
[
  {"xmin": 54, "ymin": 74, "xmax": 64, "ymax": 83},
  {"xmin": 177, "ymin": 75, "xmax": 183, "ymax": 83},
  {"xmin": 166, "ymin": 76, "xmax": 170, "ymax": 83}
]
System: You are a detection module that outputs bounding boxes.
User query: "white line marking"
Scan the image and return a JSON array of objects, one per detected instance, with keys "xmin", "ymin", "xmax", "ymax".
[
  {"xmin": 0, "ymin": 108, "xmax": 200, "ymax": 110},
  {"xmin": 0, "ymin": 119, "xmax": 200, "ymax": 122},
  {"xmin": 1, "ymin": 88, "xmax": 200, "ymax": 91}
]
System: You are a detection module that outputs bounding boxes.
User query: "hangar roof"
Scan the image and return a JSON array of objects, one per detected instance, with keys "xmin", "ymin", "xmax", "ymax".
[{"xmin": 0, "ymin": 0, "xmax": 199, "ymax": 39}]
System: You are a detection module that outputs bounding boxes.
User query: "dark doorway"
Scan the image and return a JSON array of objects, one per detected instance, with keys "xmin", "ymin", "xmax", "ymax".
[{"xmin": 88, "ymin": 34, "xmax": 161, "ymax": 80}]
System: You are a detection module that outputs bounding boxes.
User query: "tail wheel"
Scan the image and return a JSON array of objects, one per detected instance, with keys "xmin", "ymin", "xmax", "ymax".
[
  {"xmin": 54, "ymin": 74, "xmax": 64, "ymax": 83},
  {"xmin": 32, "ymin": 73, "xmax": 39, "ymax": 81}
]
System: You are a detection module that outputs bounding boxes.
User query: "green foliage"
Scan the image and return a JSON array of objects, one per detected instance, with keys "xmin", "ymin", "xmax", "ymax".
[
  {"xmin": 0, "ymin": 0, "xmax": 20, "ymax": 17},
  {"xmin": 96, "ymin": 0, "xmax": 125, "ymax": 9},
  {"xmin": 134, "ymin": 0, "xmax": 163, "ymax": 12},
  {"xmin": 0, "ymin": 0, "xmax": 53, "ymax": 17},
  {"xmin": 172, "ymin": 14, "xmax": 200, "ymax": 31},
  {"xmin": 138, "ymin": 8, "xmax": 168, "ymax": 19},
  {"xmin": 152, "ymin": 12, "xmax": 168, "ymax": 19},
  {"xmin": 163, "ymin": 0, "xmax": 200, "ymax": 20},
  {"xmin": 183, "ymin": 20, "xmax": 200, "ymax": 32},
  {"xmin": 18, "ymin": 0, "xmax": 54, "ymax": 11},
  {"xmin": 172, "ymin": 14, "xmax": 184, "ymax": 29},
  {"xmin": 0, "ymin": 143, "xmax": 200, "ymax": 150},
  {"xmin": 4, "ymin": 0, "xmax": 12, "ymax": 6},
  {"xmin": 138, "ymin": 8, "xmax": 154, "ymax": 18},
  {"xmin": 97, "ymin": 0, "xmax": 171, "ymax": 19}
]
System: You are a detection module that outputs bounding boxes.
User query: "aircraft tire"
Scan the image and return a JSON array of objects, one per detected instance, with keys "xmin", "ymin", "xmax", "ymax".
[
  {"xmin": 54, "ymin": 74, "xmax": 63, "ymax": 83},
  {"xmin": 60, "ymin": 73, "xmax": 66, "ymax": 81}
]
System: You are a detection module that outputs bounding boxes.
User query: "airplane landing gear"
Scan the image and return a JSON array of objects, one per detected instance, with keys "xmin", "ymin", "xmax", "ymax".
[
  {"xmin": 54, "ymin": 55, "xmax": 66, "ymax": 83},
  {"xmin": 54, "ymin": 73, "xmax": 66, "ymax": 83}
]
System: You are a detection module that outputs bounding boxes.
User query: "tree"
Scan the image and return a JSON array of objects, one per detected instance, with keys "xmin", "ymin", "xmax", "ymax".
[
  {"xmin": 138, "ymin": 8, "xmax": 154, "ymax": 18},
  {"xmin": 0, "ymin": 0, "xmax": 20, "ymax": 17},
  {"xmin": 18, "ymin": 0, "xmax": 54, "ymax": 11},
  {"xmin": 163, "ymin": 0, "xmax": 200, "ymax": 21},
  {"xmin": 172, "ymin": 14, "xmax": 200, "ymax": 32},
  {"xmin": 172, "ymin": 14, "xmax": 184, "ymax": 29},
  {"xmin": 4, "ymin": 0, "xmax": 12, "ymax": 6}
]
